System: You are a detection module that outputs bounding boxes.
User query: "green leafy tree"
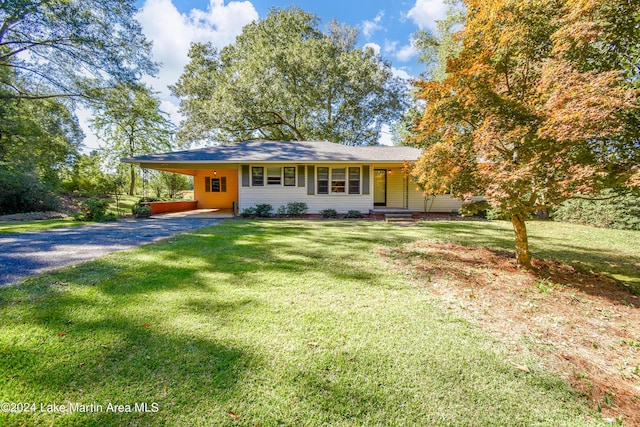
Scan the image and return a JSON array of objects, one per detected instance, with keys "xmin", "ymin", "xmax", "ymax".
[
  {"xmin": 162, "ymin": 172, "xmax": 190, "ymax": 199},
  {"xmin": 172, "ymin": 7, "xmax": 407, "ymax": 146},
  {"xmin": 61, "ymin": 151, "xmax": 109, "ymax": 195},
  {"xmin": 90, "ymin": 83, "xmax": 175, "ymax": 195},
  {"xmin": 409, "ymin": 0, "xmax": 639, "ymax": 268},
  {"xmin": 0, "ymin": 0, "xmax": 155, "ymax": 100}
]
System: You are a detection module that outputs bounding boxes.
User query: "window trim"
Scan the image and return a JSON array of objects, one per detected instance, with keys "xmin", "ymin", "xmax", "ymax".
[
  {"xmin": 284, "ymin": 166, "xmax": 296, "ymax": 187},
  {"xmin": 317, "ymin": 167, "xmax": 329, "ymax": 195},
  {"xmin": 331, "ymin": 168, "xmax": 346, "ymax": 193},
  {"xmin": 252, "ymin": 166, "xmax": 264, "ymax": 187},
  {"xmin": 267, "ymin": 166, "xmax": 282, "ymax": 186},
  {"xmin": 348, "ymin": 167, "xmax": 361, "ymax": 195},
  {"xmin": 315, "ymin": 166, "xmax": 361, "ymax": 195}
]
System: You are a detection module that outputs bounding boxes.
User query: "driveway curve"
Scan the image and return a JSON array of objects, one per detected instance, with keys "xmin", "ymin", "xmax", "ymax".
[{"xmin": 0, "ymin": 217, "xmax": 219, "ymax": 286}]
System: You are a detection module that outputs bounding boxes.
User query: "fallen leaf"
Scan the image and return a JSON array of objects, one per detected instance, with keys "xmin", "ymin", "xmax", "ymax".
[
  {"xmin": 142, "ymin": 323, "xmax": 152, "ymax": 327},
  {"xmin": 58, "ymin": 332, "xmax": 66, "ymax": 337},
  {"xmin": 228, "ymin": 411, "xmax": 238, "ymax": 419},
  {"xmin": 78, "ymin": 362, "xmax": 86, "ymax": 367},
  {"xmin": 306, "ymin": 342, "xmax": 319, "ymax": 347},
  {"xmin": 511, "ymin": 362, "xmax": 530, "ymax": 373}
]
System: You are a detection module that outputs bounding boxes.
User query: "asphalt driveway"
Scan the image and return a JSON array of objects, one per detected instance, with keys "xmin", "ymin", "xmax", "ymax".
[{"xmin": 0, "ymin": 217, "xmax": 219, "ymax": 286}]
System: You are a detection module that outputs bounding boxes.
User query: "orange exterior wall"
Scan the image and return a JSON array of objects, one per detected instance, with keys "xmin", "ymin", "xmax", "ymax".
[
  {"xmin": 193, "ymin": 169, "xmax": 238, "ymax": 209},
  {"xmin": 149, "ymin": 201, "xmax": 197, "ymax": 215}
]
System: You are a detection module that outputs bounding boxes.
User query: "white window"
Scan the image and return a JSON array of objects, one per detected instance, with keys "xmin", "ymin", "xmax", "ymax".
[
  {"xmin": 331, "ymin": 168, "xmax": 346, "ymax": 193},
  {"xmin": 348, "ymin": 167, "xmax": 360, "ymax": 194},
  {"xmin": 267, "ymin": 167, "xmax": 282, "ymax": 185}
]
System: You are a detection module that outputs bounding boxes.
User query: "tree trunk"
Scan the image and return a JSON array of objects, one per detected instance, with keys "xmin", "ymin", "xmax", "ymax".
[
  {"xmin": 511, "ymin": 213, "xmax": 532, "ymax": 268},
  {"xmin": 129, "ymin": 164, "xmax": 135, "ymax": 196},
  {"xmin": 129, "ymin": 127, "xmax": 136, "ymax": 196}
]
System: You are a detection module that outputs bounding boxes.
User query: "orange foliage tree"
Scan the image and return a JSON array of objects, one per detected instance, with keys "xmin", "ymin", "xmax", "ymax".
[{"xmin": 409, "ymin": 0, "xmax": 639, "ymax": 267}]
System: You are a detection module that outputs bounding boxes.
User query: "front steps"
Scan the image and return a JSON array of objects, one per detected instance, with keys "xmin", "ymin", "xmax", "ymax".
[{"xmin": 383, "ymin": 213, "xmax": 416, "ymax": 223}]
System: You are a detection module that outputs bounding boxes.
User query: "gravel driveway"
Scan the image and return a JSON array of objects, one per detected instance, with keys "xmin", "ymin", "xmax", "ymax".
[{"xmin": 0, "ymin": 217, "xmax": 219, "ymax": 286}]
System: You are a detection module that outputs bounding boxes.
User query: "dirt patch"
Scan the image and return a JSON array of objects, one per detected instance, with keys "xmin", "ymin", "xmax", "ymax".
[{"xmin": 379, "ymin": 241, "xmax": 640, "ymax": 424}]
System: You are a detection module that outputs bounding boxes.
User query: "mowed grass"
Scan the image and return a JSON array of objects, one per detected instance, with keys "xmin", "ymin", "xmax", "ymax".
[
  {"xmin": 0, "ymin": 220, "xmax": 629, "ymax": 426},
  {"xmin": 106, "ymin": 194, "xmax": 138, "ymax": 216},
  {"xmin": 0, "ymin": 218, "xmax": 85, "ymax": 234}
]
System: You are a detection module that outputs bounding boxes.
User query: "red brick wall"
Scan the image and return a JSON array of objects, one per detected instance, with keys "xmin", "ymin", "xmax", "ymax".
[{"xmin": 149, "ymin": 201, "xmax": 198, "ymax": 215}]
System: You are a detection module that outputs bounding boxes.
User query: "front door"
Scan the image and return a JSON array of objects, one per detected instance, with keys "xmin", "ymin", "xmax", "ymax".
[{"xmin": 374, "ymin": 169, "xmax": 387, "ymax": 206}]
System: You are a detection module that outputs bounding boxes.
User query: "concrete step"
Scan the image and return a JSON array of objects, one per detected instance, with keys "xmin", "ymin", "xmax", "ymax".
[{"xmin": 384, "ymin": 213, "xmax": 415, "ymax": 222}]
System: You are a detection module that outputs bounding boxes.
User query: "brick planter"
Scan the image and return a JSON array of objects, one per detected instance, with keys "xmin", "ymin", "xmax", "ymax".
[{"xmin": 149, "ymin": 200, "xmax": 198, "ymax": 215}]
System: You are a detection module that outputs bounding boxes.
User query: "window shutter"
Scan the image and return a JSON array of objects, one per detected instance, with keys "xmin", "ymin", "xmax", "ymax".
[
  {"xmin": 241, "ymin": 165, "xmax": 250, "ymax": 187},
  {"xmin": 362, "ymin": 165, "xmax": 370, "ymax": 195},
  {"xmin": 221, "ymin": 176, "xmax": 227, "ymax": 192},
  {"xmin": 297, "ymin": 165, "xmax": 305, "ymax": 187},
  {"xmin": 307, "ymin": 165, "xmax": 315, "ymax": 195},
  {"xmin": 205, "ymin": 176, "xmax": 211, "ymax": 193}
]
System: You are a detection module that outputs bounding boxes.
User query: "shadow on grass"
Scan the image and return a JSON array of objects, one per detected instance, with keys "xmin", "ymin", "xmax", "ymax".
[
  {"xmin": 0, "ymin": 284, "xmax": 254, "ymax": 426},
  {"xmin": 0, "ymin": 219, "xmax": 620, "ymax": 425}
]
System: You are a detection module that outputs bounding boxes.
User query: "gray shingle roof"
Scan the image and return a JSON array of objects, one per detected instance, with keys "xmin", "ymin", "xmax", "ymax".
[{"xmin": 123, "ymin": 140, "xmax": 422, "ymax": 164}]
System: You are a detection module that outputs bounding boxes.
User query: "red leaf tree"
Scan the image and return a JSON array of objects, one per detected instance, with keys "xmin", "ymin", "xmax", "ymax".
[{"xmin": 409, "ymin": 0, "xmax": 639, "ymax": 267}]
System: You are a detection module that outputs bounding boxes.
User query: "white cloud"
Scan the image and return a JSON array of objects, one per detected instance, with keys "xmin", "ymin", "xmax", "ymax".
[
  {"xmin": 391, "ymin": 67, "xmax": 413, "ymax": 81},
  {"xmin": 363, "ymin": 42, "xmax": 381, "ymax": 57},
  {"xmin": 384, "ymin": 40, "xmax": 398, "ymax": 54},
  {"xmin": 395, "ymin": 43, "xmax": 418, "ymax": 62},
  {"xmin": 136, "ymin": 0, "xmax": 258, "ymax": 97},
  {"xmin": 361, "ymin": 11, "xmax": 384, "ymax": 39},
  {"xmin": 160, "ymin": 99, "xmax": 183, "ymax": 125},
  {"xmin": 407, "ymin": 0, "xmax": 448, "ymax": 31},
  {"xmin": 379, "ymin": 124, "xmax": 393, "ymax": 146},
  {"xmin": 383, "ymin": 38, "xmax": 418, "ymax": 63}
]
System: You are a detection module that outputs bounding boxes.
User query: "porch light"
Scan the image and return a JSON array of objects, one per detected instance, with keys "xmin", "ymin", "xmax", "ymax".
[
  {"xmin": 213, "ymin": 170, "xmax": 217, "ymax": 176},
  {"xmin": 387, "ymin": 170, "xmax": 392, "ymax": 174}
]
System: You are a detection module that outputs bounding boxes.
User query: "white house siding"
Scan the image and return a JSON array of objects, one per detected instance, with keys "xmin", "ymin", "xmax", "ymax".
[
  {"xmin": 406, "ymin": 180, "xmax": 485, "ymax": 212},
  {"xmin": 376, "ymin": 167, "xmax": 467, "ymax": 213},
  {"xmin": 238, "ymin": 163, "xmax": 373, "ymax": 214}
]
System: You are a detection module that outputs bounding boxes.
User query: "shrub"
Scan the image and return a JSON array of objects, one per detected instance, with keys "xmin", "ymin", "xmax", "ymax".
[
  {"xmin": 320, "ymin": 208, "xmax": 338, "ymax": 218},
  {"xmin": 553, "ymin": 188, "xmax": 640, "ymax": 230},
  {"xmin": 254, "ymin": 203, "xmax": 273, "ymax": 217},
  {"xmin": 80, "ymin": 198, "xmax": 110, "ymax": 221},
  {"xmin": 276, "ymin": 205, "xmax": 286, "ymax": 217},
  {"xmin": 241, "ymin": 204, "xmax": 272, "ymax": 218},
  {"xmin": 240, "ymin": 207, "xmax": 257, "ymax": 218},
  {"xmin": 344, "ymin": 210, "xmax": 363, "ymax": 219},
  {"xmin": 0, "ymin": 168, "xmax": 59, "ymax": 215},
  {"xmin": 459, "ymin": 200, "xmax": 491, "ymax": 217},
  {"xmin": 132, "ymin": 204, "xmax": 152, "ymax": 217},
  {"xmin": 284, "ymin": 202, "xmax": 308, "ymax": 217},
  {"xmin": 137, "ymin": 197, "xmax": 167, "ymax": 203},
  {"xmin": 102, "ymin": 212, "xmax": 119, "ymax": 221}
]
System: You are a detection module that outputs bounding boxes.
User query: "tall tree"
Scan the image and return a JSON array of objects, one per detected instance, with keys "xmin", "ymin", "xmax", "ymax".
[
  {"xmin": 0, "ymin": 94, "xmax": 82, "ymax": 181},
  {"xmin": 172, "ymin": 7, "xmax": 407, "ymax": 146},
  {"xmin": 409, "ymin": 0, "xmax": 639, "ymax": 267},
  {"xmin": 0, "ymin": 0, "xmax": 155, "ymax": 100},
  {"xmin": 90, "ymin": 83, "xmax": 174, "ymax": 195}
]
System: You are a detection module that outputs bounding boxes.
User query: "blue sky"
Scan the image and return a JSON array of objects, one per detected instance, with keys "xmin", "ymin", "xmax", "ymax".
[{"xmin": 81, "ymin": 0, "xmax": 448, "ymax": 149}]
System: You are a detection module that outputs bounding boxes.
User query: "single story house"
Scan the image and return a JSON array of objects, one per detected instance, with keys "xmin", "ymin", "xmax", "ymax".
[{"xmin": 123, "ymin": 140, "xmax": 468, "ymax": 214}]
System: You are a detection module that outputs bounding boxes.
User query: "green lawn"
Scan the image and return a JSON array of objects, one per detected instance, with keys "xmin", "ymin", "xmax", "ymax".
[
  {"xmin": 1, "ymin": 220, "xmax": 632, "ymax": 426},
  {"xmin": 107, "ymin": 194, "xmax": 139, "ymax": 216},
  {"xmin": 0, "ymin": 218, "xmax": 85, "ymax": 234},
  {"xmin": 0, "ymin": 195, "xmax": 140, "ymax": 234}
]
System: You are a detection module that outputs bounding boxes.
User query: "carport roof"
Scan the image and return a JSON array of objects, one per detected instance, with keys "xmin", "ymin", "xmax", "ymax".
[{"xmin": 123, "ymin": 140, "xmax": 422, "ymax": 164}]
